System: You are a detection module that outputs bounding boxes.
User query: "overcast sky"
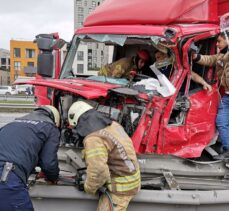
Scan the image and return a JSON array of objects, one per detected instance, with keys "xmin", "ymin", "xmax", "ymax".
[{"xmin": 0, "ymin": 0, "xmax": 74, "ymax": 50}]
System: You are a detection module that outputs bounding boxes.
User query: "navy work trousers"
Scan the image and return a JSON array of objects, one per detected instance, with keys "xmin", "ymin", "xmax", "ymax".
[{"xmin": 0, "ymin": 167, "xmax": 34, "ymax": 211}]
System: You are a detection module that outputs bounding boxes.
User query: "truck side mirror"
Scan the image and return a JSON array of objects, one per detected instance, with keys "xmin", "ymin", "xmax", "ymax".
[
  {"xmin": 35, "ymin": 33, "xmax": 68, "ymax": 78},
  {"xmin": 37, "ymin": 53, "xmax": 53, "ymax": 77}
]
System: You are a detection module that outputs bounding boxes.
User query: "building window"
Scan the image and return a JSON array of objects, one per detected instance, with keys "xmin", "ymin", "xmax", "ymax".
[
  {"xmin": 92, "ymin": 1, "xmax": 96, "ymax": 7},
  {"xmin": 78, "ymin": 7, "xmax": 84, "ymax": 13},
  {"xmin": 84, "ymin": 1, "xmax": 87, "ymax": 6},
  {"xmin": 78, "ymin": 14, "xmax": 84, "ymax": 23},
  {"xmin": 14, "ymin": 61, "xmax": 21, "ymax": 71},
  {"xmin": 27, "ymin": 62, "xmax": 34, "ymax": 67},
  {"xmin": 76, "ymin": 0, "xmax": 82, "ymax": 6},
  {"xmin": 88, "ymin": 8, "xmax": 93, "ymax": 13},
  {"xmin": 77, "ymin": 51, "xmax": 84, "ymax": 60},
  {"xmin": 14, "ymin": 48, "xmax": 21, "ymax": 58},
  {"xmin": 77, "ymin": 64, "xmax": 84, "ymax": 73},
  {"xmin": 26, "ymin": 49, "xmax": 35, "ymax": 58},
  {"xmin": 1, "ymin": 58, "xmax": 6, "ymax": 65},
  {"xmin": 88, "ymin": 49, "xmax": 92, "ymax": 56}
]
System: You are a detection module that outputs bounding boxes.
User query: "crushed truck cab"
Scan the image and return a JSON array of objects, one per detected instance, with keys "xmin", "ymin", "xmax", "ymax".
[{"xmin": 15, "ymin": 0, "xmax": 229, "ymax": 210}]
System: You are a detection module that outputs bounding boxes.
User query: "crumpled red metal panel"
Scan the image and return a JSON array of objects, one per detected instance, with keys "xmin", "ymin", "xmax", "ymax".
[
  {"xmin": 84, "ymin": 0, "xmax": 219, "ymax": 27},
  {"xmin": 156, "ymin": 86, "xmax": 219, "ymax": 158}
]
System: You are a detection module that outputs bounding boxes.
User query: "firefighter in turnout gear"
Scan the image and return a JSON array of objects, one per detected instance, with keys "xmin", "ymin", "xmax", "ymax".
[
  {"xmin": 0, "ymin": 105, "xmax": 60, "ymax": 211},
  {"xmin": 68, "ymin": 101, "xmax": 141, "ymax": 211},
  {"xmin": 98, "ymin": 49, "xmax": 150, "ymax": 78}
]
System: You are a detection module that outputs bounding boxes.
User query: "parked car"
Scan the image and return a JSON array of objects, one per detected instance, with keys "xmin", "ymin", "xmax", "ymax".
[
  {"xmin": 0, "ymin": 86, "xmax": 18, "ymax": 95},
  {"xmin": 15, "ymin": 85, "xmax": 33, "ymax": 95}
]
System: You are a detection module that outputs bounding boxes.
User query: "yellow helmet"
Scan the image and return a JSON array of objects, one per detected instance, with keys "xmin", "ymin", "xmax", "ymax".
[
  {"xmin": 42, "ymin": 105, "xmax": 60, "ymax": 127},
  {"xmin": 68, "ymin": 101, "xmax": 93, "ymax": 127}
]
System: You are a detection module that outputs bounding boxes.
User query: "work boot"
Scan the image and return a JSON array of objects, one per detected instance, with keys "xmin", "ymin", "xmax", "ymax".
[{"xmin": 213, "ymin": 151, "xmax": 229, "ymax": 160}]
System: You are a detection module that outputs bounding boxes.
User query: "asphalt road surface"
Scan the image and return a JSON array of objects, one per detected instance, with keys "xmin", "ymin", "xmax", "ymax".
[{"xmin": 0, "ymin": 113, "xmax": 27, "ymax": 128}]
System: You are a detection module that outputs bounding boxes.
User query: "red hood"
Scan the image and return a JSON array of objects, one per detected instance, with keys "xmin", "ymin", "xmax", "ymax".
[{"xmin": 14, "ymin": 78, "xmax": 121, "ymax": 99}]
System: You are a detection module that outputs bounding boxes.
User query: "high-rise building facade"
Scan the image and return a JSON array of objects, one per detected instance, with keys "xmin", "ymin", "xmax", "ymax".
[
  {"xmin": 10, "ymin": 40, "xmax": 39, "ymax": 83},
  {"xmin": 74, "ymin": 0, "xmax": 109, "ymax": 75},
  {"xmin": 74, "ymin": 0, "xmax": 103, "ymax": 30}
]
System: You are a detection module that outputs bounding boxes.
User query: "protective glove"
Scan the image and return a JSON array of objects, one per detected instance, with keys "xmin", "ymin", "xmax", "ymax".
[
  {"xmin": 129, "ymin": 70, "xmax": 137, "ymax": 78},
  {"xmin": 37, "ymin": 171, "xmax": 58, "ymax": 184},
  {"xmin": 76, "ymin": 168, "xmax": 87, "ymax": 191},
  {"xmin": 97, "ymin": 186, "xmax": 107, "ymax": 197}
]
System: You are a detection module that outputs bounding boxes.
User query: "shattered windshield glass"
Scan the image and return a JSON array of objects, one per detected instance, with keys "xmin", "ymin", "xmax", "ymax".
[{"xmin": 60, "ymin": 34, "xmax": 176, "ymax": 88}]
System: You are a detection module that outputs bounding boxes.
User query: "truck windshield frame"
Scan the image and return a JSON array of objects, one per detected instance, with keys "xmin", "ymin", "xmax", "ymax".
[{"xmin": 60, "ymin": 34, "xmax": 172, "ymax": 79}]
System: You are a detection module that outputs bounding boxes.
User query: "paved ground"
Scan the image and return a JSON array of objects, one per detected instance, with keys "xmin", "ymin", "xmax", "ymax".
[{"xmin": 0, "ymin": 113, "xmax": 27, "ymax": 128}]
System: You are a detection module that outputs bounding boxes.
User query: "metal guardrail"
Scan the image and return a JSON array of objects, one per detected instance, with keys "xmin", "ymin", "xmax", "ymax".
[
  {"xmin": 0, "ymin": 95, "xmax": 34, "ymax": 102},
  {"xmin": 0, "ymin": 103, "xmax": 36, "ymax": 110}
]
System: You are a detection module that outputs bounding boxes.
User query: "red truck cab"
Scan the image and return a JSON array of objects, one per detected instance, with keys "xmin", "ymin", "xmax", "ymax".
[{"xmin": 21, "ymin": 0, "xmax": 229, "ymax": 159}]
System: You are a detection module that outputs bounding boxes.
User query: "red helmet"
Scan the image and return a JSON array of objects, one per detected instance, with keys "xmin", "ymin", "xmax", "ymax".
[{"xmin": 137, "ymin": 49, "xmax": 150, "ymax": 61}]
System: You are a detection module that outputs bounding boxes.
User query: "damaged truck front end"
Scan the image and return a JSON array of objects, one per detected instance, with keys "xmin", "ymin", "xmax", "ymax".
[
  {"xmin": 13, "ymin": 0, "xmax": 229, "ymax": 210},
  {"xmin": 30, "ymin": 26, "xmax": 220, "ymax": 159}
]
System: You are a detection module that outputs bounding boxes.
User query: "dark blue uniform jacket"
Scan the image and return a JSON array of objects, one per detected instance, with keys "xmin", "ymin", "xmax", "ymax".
[{"xmin": 0, "ymin": 118, "xmax": 60, "ymax": 184}]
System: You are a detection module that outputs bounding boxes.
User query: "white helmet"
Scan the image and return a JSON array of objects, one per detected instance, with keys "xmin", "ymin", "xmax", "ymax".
[
  {"xmin": 42, "ymin": 105, "xmax": 60, "ymax": 127},
  {"xmin": 68, "ymin": 101, "xmax": 93, "ymax": 127}
]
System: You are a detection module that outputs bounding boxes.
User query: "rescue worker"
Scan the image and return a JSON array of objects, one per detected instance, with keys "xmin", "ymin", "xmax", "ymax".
[
  {"xmin": 98, "ymin": 49, "xmax": 150, "ymax": 78},
  {"xmin": 68, "ymin": 101, "xmax": 141, "ymax": 211},
  {"xmin": 153, "ymin": 50, "xmax": 174, "ymax": 79},
  {"xmin": 192, "ymin": 31, "xmax": 229, "ymax": 159},
  {"xmin": 0, "ymin": 105, "xmax": 60, "ymax": 211},
  {"xmin": 154, "ymin": 49, "xmax": 212, "ymax": 91}
]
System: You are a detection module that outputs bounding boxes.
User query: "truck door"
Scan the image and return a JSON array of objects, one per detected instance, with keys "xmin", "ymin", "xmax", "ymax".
[{"xmin": 157, "ymin": 35, "xmax": 220, "ymax": 158}]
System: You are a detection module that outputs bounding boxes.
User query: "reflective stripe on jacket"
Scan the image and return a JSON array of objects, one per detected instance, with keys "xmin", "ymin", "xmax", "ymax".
[{"xmin": 83, "ymin": 122, "xmax": 140, "ymax": 196}]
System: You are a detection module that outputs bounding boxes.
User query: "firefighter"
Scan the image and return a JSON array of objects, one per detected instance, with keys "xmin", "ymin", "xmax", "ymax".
[
  {"xmin": 0, "ymin": 105, "xmax": 60, "ymax": 211},
  {"xmin": 192, "ymin": 31, "xmax": 229, "ymax": 158},
  {"xmin": 98, "ymin": 49, "xmax": 150, "ymax": 78},
  {"xmin": 68, "ymin": 101, "xmax": 141, "ymax": 211}
]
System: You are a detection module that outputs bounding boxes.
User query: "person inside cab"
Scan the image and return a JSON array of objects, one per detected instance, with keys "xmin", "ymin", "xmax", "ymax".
[
  {"xmin": 153, "ymin": 48, "xmax": 212, "ymax": 91},
  {"xmin": 98, "ymin": 49, "xmax": 150, "ymax": 78},
  {"xmin": 68, "ymin": 101, "xmax": 141, "ymax": 211},
  {"xmin": 153, "ymin": 50, "xmax": 174, "ymax": 79}
]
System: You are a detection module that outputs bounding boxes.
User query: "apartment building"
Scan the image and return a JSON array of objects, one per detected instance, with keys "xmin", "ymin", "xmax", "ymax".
[
  {"xmin": 0, "ymin": 49, "xmax": 10, "ymax": 85},
  {"xmin": 10, "ymin": 40, "xmax": 39, "ymax": 83},
  {"xmin": 74, "ymin": 0, "xmax": 110, "ymax": 75}
]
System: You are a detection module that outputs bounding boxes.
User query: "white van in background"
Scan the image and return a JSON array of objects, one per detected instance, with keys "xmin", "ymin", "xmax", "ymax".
[
  {"xmin": 0, "ymin": 86, "xmax": 18, "ymax": 95},
  {"xmin": 15, "ymin": 85, "xmax": 34, "ymax": 95}
]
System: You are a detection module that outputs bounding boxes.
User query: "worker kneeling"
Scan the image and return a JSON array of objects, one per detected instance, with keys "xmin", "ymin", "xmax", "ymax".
[{"xmin": 68, "ymin": 101, "xmax": 141, "ymax": 211}]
